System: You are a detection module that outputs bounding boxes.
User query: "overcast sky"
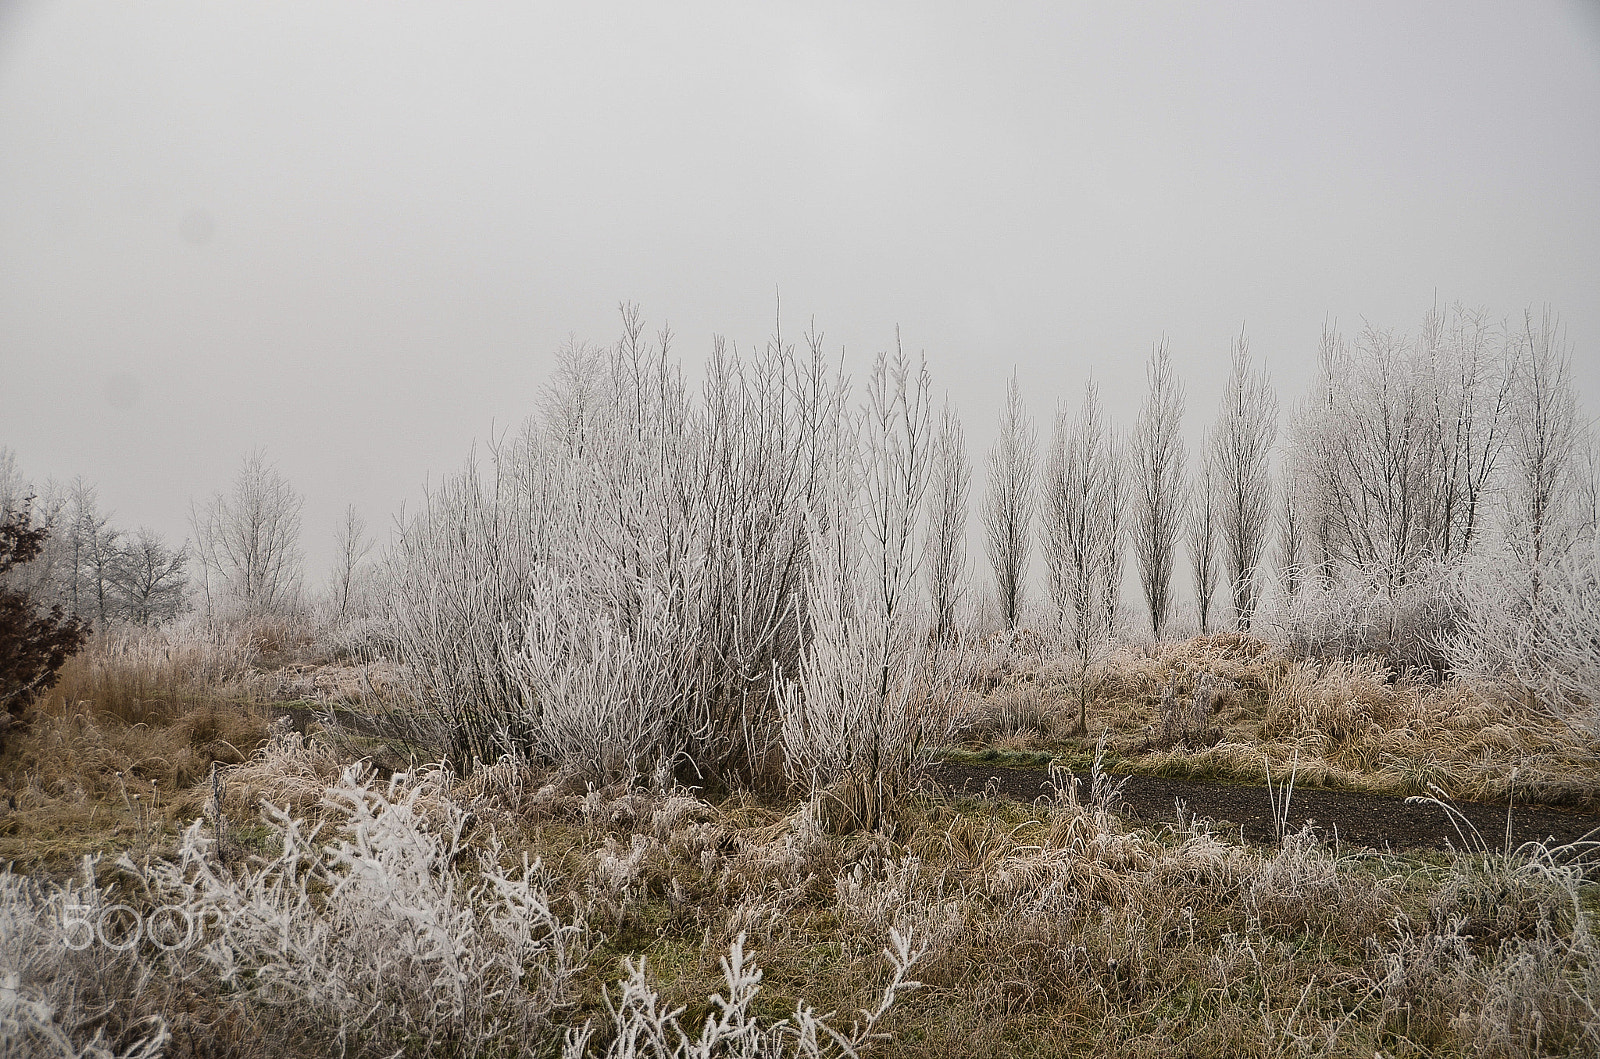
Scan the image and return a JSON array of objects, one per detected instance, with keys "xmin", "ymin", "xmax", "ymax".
[{"xmin": 3, "ymin": 1, "xmax": 1598, "ymax": 582}]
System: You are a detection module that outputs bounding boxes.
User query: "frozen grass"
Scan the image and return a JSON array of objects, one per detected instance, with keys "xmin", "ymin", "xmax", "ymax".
[{"xmin": 946, "ymin": 632, "xmax": 1600, "ymax": 808}]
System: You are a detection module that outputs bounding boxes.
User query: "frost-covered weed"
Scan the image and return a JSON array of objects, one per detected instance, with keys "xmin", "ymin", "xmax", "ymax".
[
  {"xmin": 562, "ymin": 930, "xmax": 924, "ymax": 1059},
  {"xmin": 0, "ymin": 872, "xmax": 168, "ymax": 1059}
]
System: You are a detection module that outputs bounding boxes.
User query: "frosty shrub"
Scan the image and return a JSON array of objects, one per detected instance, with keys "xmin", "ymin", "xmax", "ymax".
[
  {"xmin": 386, "ymin": 443, "xmax": 547, "ymax": 766},
  {"xmin": 0, "ymin": 872, "xmax": 169, "ymax": 1059},
  {"xmin": 391, "ymin": 312, "xmax": 847, "ymax": 788},
  {"xmin": 1281, "ymin": 559, "xmax": 1463, "ymax": 674},
  {"xmin": 781, "ymin": 350, "xmax": 933, "ymax": 825},
  {"xmin": 1448, "ymin": 534, "xmax": 1600, "ymax": 736},
  {"xmin": 505, "ymin": 569, "xmax": 694, "ymax": 782},
  {"xmin": 106, "ymin": 764, "xmax": 586, "ymax": 1054}
]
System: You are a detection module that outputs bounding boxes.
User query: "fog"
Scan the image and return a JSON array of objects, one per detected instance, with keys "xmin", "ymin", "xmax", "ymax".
[{"xmin": 3, "ymin": 1, "xmax": 1597, "ymax": 579}]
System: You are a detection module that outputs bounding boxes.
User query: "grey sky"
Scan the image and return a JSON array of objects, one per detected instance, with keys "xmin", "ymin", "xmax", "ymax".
[{"xmin": 3, "ymin": 1, "xmax": 1598, "ymax": 581}]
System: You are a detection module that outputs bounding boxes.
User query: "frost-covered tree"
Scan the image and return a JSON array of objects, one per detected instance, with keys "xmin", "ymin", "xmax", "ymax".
[
  {"xmin": 860, "ymin": 344, "xmax": 934, "ymax": 682},
  {"xmin": 1129, "ymin": 340, "xmax": 1186, "ymax": 640},
  {"xmin": 191, "ymin": 450, "xmax": 304, "ymax": 618},
  {"xmin": 1505, "ymin": 308, "xmax": 1583, "ymax": 586},
  {"xmin": 1042, "ymin": 383, "xmax": 1122, "ymax": 732},
  {"xmin": 328, "ymin": 504, "xmax": 376, "ymax": 621},
  {"xmin": 781, "ymin": 345, "xmax": 933, "ymax": 823},
  {"xmin": 1188, "ymin": 437, "xmax": 1219, "ymax": 634},
  {"xmin": 983, "ymin": 374, "xmax": 1036, "ymax": 632},
  {"xmin": 111, "ymin": 529, "xmax": 189, "ymax": 625},
  {"xmin": 1277, "ymin": 482, "xmax": 1303, "ymax": 599},
  {"xmin": 924, "ymin": 404, "xmax": 970, "ymax": 644},
  {"xmin": 1290, "ymin": 312, "xmax": 1510, "ymax": 596},
  {"xmin": 1211, "ymin": 333, "xmax": 1277, "ymax": 630}
]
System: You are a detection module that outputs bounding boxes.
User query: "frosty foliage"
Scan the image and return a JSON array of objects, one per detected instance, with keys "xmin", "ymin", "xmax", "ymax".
[
  {"xmin": 390, "ymin": 312, "xmax": 846, "ymax": 785},
  {"xmin": 0, "ymin": 871, "xmax": 168, "ymax": 1059}
]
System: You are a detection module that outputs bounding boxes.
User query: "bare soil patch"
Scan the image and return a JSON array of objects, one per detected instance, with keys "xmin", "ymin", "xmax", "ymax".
[{"xmin": 929, "ymin": 760, "xmax": 1600, "ymax": 852}]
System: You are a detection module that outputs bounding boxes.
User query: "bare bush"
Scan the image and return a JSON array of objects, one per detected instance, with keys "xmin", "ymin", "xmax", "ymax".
[
  {"xmin": 1448, "ymin": 534, "xmax": 1600, "ymax": 737},
  {"xmin": 1283, "ymin": 560, "xmax": 1463, "ymax": 675},
  {"xmin": 390, "ymin": 310, "xmax": 846, "ymax": 788},
  {"xmin": 386, "ymin": 443, "xmax": 545, "ymax": 765},
  {"xmin": 505, "ymin": 570, "xmax": 693, "ymax": 783}
]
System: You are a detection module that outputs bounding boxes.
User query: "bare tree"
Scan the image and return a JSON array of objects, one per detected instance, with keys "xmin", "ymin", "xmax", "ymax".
[
  {"xmin": 1579, "ymin": 430, "xmax": 1599, "ymax": 544},
  {"xmin": 1042, "ymin": 383, "xmax": 1121, "ymax": 733},
  {"xmin": 1277, "ymin": 308, "xmax": 1521, "ymax": 667},
  {"xmin": 1277, "ymin": 482, "xmax": 1303, "ymax": 599},
  {"xmin": 111, "ymin": 529, "xmax": 189, "ymax": 625},
  {"xmin": 1505, "ymin": 308, "xmax": 1583, "ymax": 587},
  {"xmin": 40, "ymin": 479, "xmax": 119, "ymax": 629},
  {"xmin": 1211, "ymin": 332, "xmax": 1277, "ymax": 630},
  {"xmin": 0, "ymin": 448, "xmax": 23, "ymax": 520},
  {"xmin": 1099, "ymin": 426, "xmax": 1128, "ymax": 642},
  {"xmin": 1188, "ymin": 437, "xmax": 1220, "ymax": 634},
  {"xmin": 191, "ymin": 450, "xmax": 305, "ymax": 618},
  {"xmin": 1291, "ymin": 309, "xmax": 1512, "ymax": 591},
  {"xmin": 983, "ymin": 373, "xmax": 1036, "ymax": 631},
  {"xmin": 860, "ymin": 342, "xmax": 934, "ymax": 676},
  {"xmin": 1129, "ymin": 340, "xmax": 1187, "ymax": 640},
  {"xmin": 1420, "ymin": 304, "xmax": 1511, "ymax": 562},
  {"xmin": 924, "ymin": 403, "xmax": 970, "ymax": 644},
  {"xmin": 329, "ymin": 504, "xmax": 376, "ymax": 621},
  {"xmin": 78, "ymin": 486, "xmax": 122, "ymax": 631}
]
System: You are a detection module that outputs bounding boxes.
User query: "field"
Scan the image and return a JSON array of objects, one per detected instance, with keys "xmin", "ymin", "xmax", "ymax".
[{"xmin": 3, "ymin": 625, "xmax": 1598, "ymax": 1059}]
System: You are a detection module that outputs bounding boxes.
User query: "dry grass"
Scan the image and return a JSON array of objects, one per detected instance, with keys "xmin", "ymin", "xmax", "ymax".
[
  {"xmin": 946, "ymin": 633, "xmax": 1600, "ymax": 808},
  {"xmin": 0, "ymin": 621, "xmax": 371, "ymax": 874}
]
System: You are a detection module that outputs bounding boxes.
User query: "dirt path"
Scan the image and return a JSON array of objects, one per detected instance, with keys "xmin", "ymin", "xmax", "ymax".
[{"xmin": 928, "ymin": 762, "xmax": 1600, "ymax": 853}]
